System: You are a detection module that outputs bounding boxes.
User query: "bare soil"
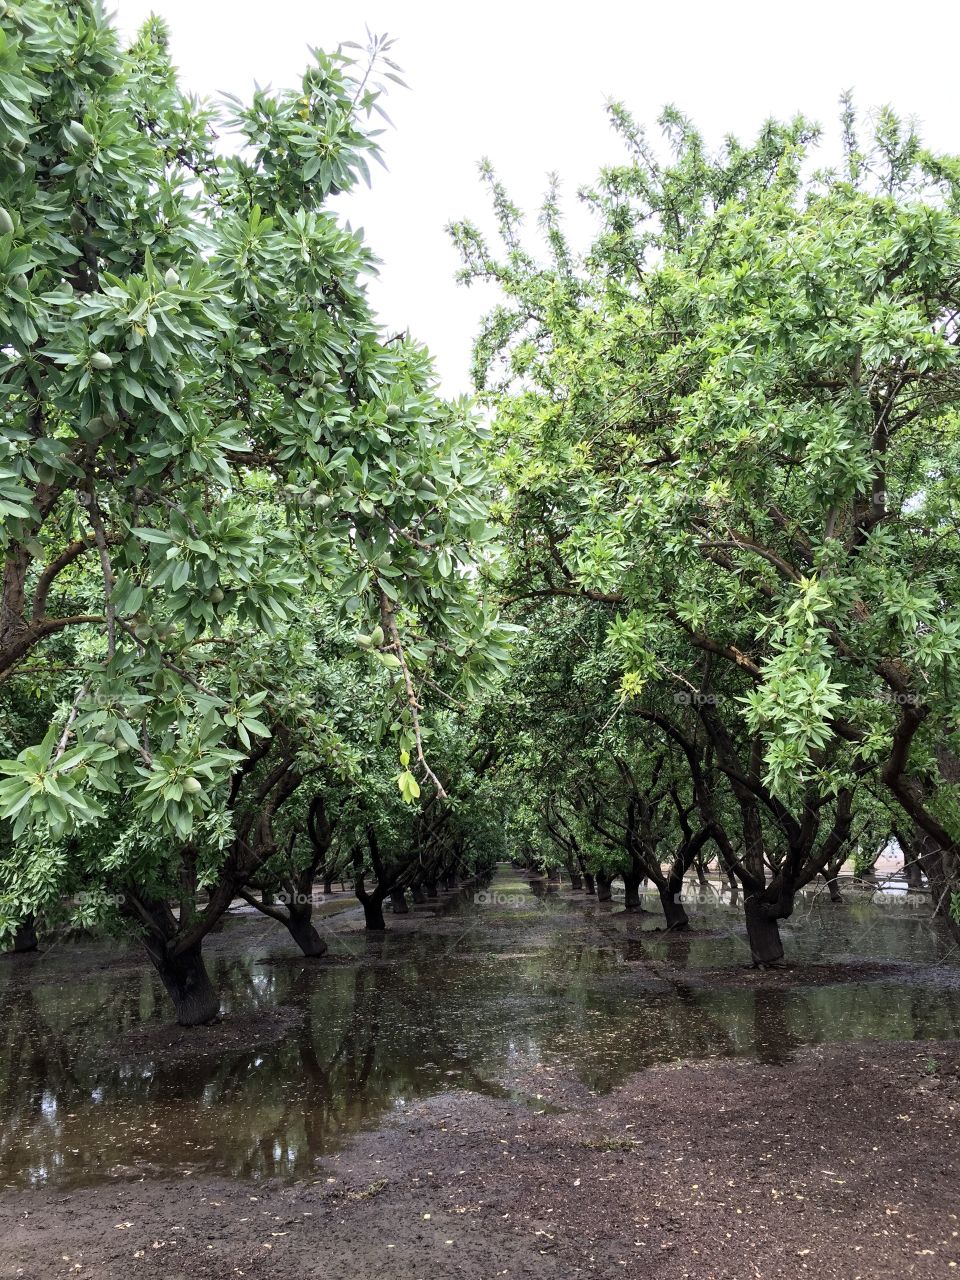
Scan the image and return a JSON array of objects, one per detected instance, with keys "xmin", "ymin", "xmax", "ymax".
[
  {"xmin": 1, "ymin": 1037, "xmax": 958, "ymax": 1279},
  {"xmin": 2, "ymin": 886, "xmax": 958, "ymax": 1279}
]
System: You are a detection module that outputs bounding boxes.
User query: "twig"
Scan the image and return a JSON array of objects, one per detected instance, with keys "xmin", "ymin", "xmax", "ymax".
[
  {"xmin": 54, "ymin": 681, "xmax": 91, "ymax": 760},
  {"xmin": 378, "ymin": 588, "xmax": 447, "ymax": 799},
  {"xmin": 86, "ymin": 490, "xmax": 116, "ymax": 659}
]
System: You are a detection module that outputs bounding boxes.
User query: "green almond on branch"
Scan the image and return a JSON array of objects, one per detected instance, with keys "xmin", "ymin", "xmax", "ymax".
[{"xmin": 66, "ymin": 120, "xmax": 95, "ymax": 147}]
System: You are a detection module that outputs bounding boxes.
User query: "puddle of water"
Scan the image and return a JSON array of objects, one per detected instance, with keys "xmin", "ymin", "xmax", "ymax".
[{"xmin": 1, "ymin": 869, "xmax": 958, "ymax": 1188}]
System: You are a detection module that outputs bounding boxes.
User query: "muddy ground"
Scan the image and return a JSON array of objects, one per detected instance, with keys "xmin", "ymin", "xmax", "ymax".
[{"xmin": 1, "ymin": 884, "xmax": 959, "ymax": 1279}]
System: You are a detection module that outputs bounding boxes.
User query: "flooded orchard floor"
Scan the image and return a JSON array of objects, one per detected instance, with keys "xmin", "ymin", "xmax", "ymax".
[
  {"xmin": 2, "ymin": 867, "xmax": 960, "ymax": 1189},
  {"xmin": 1, "ymin": 868, "xmax": 959, "ymax": 1279}
]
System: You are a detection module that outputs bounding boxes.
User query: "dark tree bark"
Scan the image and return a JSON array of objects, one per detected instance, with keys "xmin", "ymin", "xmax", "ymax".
[
  {"xmin": 900, "ymin": 833, "xmax": 924, "ymax": 892},
  {"xmin": 822, "ymin": 871, "xmax": 844, "ymax": 903},
  {"xmin": 411, "ymin": 883, "xmax": 427, "ymax": 904},
  {"xmin": 144, "ymin": 939, "xmax": 220, "ymax": 1027},
  {"xmin": 657, "ymin": 885, "xmax": 690, "ymax": 931},
  {"xmin": 596, "ymin": 870, "xmax": 613, "ymax": 902},
  {"xmin": 883, "ymin": 712, "xmax": 960, "ymax": 938},
  {"xmin": 622, "ymin": 868, "xmax": 644, "ymax": 911},
  {"xmin": 744, "ymin": 897, "xmax": 786, "ymax": 967},
  {"xmin": 910, "ymin": 827, "xmax": 955, "ymax": 918},
  {"xmin": 582, "ymin": 872, "xmax": 596, "ymax": 895},
  {"xmin": 362, "ymin": 898, "xmax": 386, "ymax": 931},
  {"xmin": 285, "ymin": 906, "xmax": 328, "ymax": 957},
  {"xmin": 390, "ymin": 888, "xmax": 409, "ymax": 914},
  {"xmin": 9, "ymin": 916, "xmax": 38, "ymax": 953}
]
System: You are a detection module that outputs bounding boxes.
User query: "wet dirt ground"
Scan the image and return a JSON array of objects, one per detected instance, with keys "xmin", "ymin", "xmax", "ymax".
[{"xmin": 1, "ymin": 869, "xmax": 958, "ymax": 1278}]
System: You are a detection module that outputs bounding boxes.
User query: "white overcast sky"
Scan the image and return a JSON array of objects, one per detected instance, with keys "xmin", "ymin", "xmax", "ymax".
[{"xmin": 112, "ymin": 1, "xmax": 960, "ymax": 395}]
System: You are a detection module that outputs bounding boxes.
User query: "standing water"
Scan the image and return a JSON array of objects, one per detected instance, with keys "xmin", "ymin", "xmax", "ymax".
[{"xmin": 2, "ymin": 868, "xmax": 958, "ymax": 1188}]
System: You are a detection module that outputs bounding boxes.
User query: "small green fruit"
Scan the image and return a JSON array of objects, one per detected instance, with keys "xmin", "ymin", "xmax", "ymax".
[
  {"xmin": 183, "ymin": 776, "xmax": 203, "ymax": 795},
  {"xmin": 164, "ymin": 267, "xmax": 179, "ymax": 287},
  {"xmin": 315, "ymin": 494, "xmax": 332, "ymax": 510},
  {"xmin": 84, "ymin": 416, "xmax": 110, "ymax": 439},
  {"xmin": 355, "ymin": 632, "xmax": 373, "ymax": 649},
  {"xmin": 13, "ymin": 273, "xmax": 28, "ymax": 292},
  {"xmin": 67, "ymin": 120, "xmax": 95, "ymax": 147},
  {"xmin": 9, "ymin": 138, "xmax": 25, "ymax": 155},
  {"xmin": 311, "ymin": 371, "xmax": 326, "ymax": 387},
  {"xmin": 113, "ymin": 738, "xmax": 131, "ymax": 754},
  {"xmin": 210, "ymin": 586, "xmax": 224, "ymax": 604},
  {"xmin": 370, "ymin": 624, "xmax": 385, "ymax": 647},
  {"xmin": 0, "ymin": 207, "xmax": 14, "ymax": 237},
  {"xmin": 386, "ymin": 404, "xmax": 401, "ymax": 420},
  {"xmin": 90, "ymin": 351, "xmax": 113, "ymax": 370}
]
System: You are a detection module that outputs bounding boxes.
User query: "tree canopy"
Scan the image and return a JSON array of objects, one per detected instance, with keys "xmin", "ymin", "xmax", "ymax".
[
  {"xmin": 451, "ymin": 97, "xmax": 960, "ymax": 953},
  {"xmin": 3, "ymin": 1, "xmax": 960, "ymax": 1020}
]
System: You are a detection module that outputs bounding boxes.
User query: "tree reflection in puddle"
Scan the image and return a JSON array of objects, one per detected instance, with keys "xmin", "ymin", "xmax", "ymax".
[{"xmin": 2, "ymin": 881, "xmax": 959, "ymax": 1188}]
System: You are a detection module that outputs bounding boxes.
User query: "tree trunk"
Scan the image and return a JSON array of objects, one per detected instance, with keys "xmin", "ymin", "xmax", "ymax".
[
  {"xmin": 596, "ymin": 871, "xmax": 613, "ymax": 902},
  {"xmin": 362, "ymin": 897, "xmax": 386, "ymax": 931},
  {"xmin": 912, "ymin": 828, "xmax": 958, "ymax": 928},
  {"xmin": 695, "ymin": 858, "xmax": 709, "ymax": 888},
  {"xmin": 583, "ymin": 872, "xmax": 596, "ymax": 895},
  {"xmin": 658, "ymin": 885, "xmax": 690, "ymax": 931},
  {"xmin": 823, "ymin": 872, "xmax": 843, "ymax": 903},
  {"xmin": 904, "ymin": 853, "xmax": 923, "ymax": 892},
  {"xmin": 286, "ymin": 910, "xmax": 327, "ymax": 958},
  {"xmin": 569, "ymin": 869, "xmax": 582, "ymax": 891},
  {"xmin": 547, "ymin": 867, "xmax": 561, "ymax": 884},
  {"xmin": 10, "ymin": 917, "xmax": 38, "ymax": 953},
  {"xmin": 720, "ymin": 863, "xmax": 739, "ymax": 906},
  {"xmin": 411, "ymin": 883, "xmax": 427, "ymax": 905},
  {"xmin": 425, "ymin": 879, "xmax": 439, "ymax": 900},
  {"xmin": 145, "ymin": 940, "xmax": 220, "ymax": 1026},
  {"xmin": 744, "ymin": 899, "xmax": 785, "ymax": 967},
  {"xmin": 390, "ymin": 888, "xmax": 409, "ymax": 914},
  {"xmin": 622, "ymin": 869, "xmax": 643, "ymax": 911},
  {"xmin": 323, "ymin": 875, "xmax": 334, "ymax": 895}
]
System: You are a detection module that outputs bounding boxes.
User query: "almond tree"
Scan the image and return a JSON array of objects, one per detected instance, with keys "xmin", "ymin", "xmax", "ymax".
[
  {"xmin": 453, "ymin": 98, "xmax": 960, "ymax": 943},
  {"xmin": 0, "ymin": 3, "xmax": 507, "ymax": 1020}
]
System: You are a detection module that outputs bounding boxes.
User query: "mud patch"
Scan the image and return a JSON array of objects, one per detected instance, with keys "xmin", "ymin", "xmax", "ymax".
[{"xmin": 101, "ymin": 1004, "xmax": 304, "ymax": 1068}]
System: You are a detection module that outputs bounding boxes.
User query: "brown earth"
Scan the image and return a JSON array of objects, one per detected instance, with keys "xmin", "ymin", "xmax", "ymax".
[{"xmin": 1, "ymin": 1037, "xmax": 958, "ymax": 1280}]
